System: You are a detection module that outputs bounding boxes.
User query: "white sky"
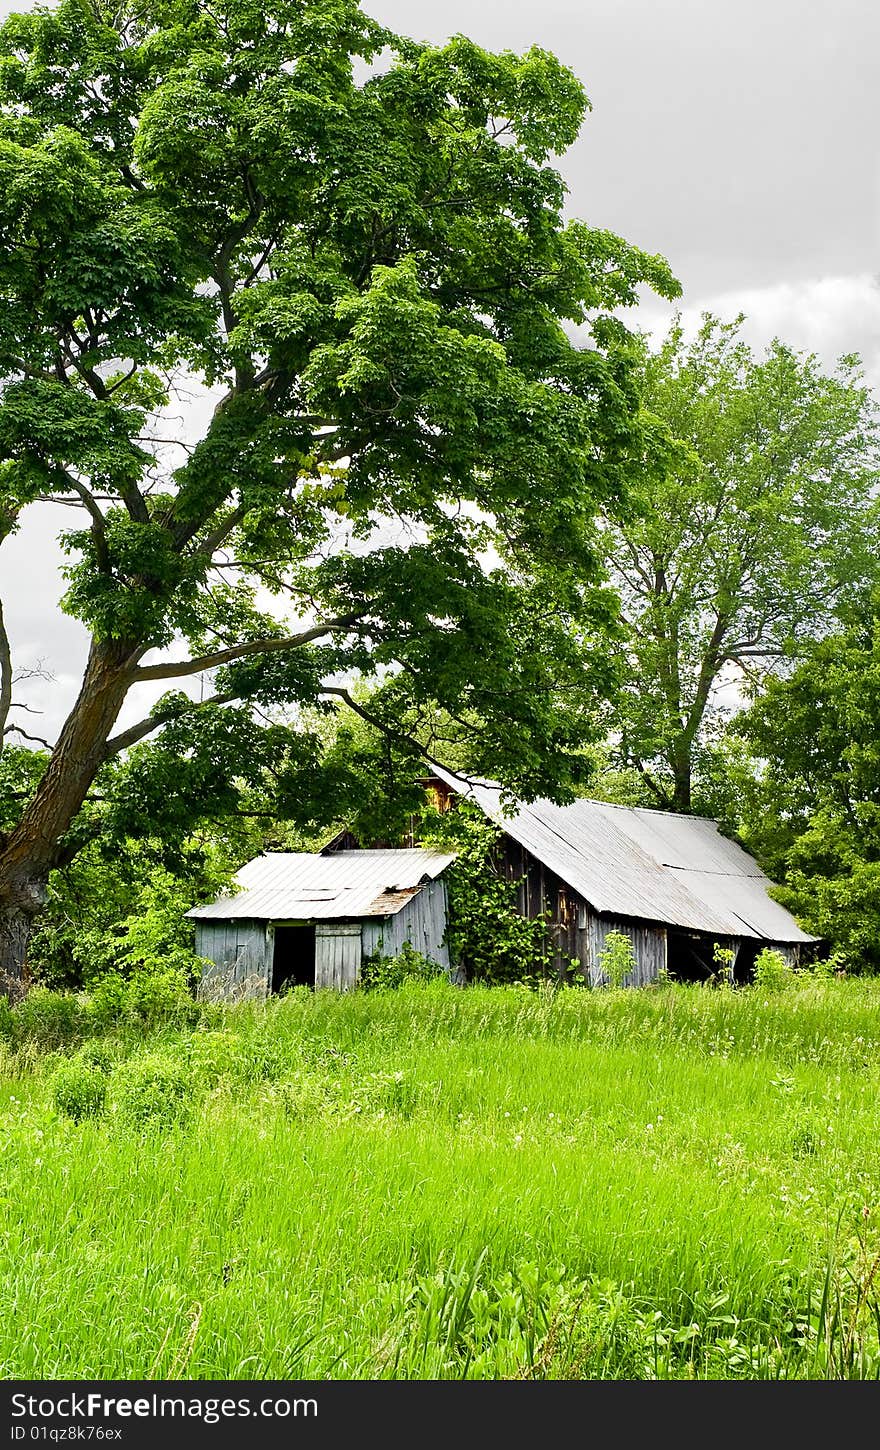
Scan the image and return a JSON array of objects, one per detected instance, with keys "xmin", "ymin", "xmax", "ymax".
[{"xmin": 2, "ymin": 0, "xmax": 879, "ymax": 741}]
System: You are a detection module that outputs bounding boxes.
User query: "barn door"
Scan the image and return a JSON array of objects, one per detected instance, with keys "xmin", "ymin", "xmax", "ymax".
[{"xmin": 314, "ymin": 925, "xmax": 362, "ymax": 990}]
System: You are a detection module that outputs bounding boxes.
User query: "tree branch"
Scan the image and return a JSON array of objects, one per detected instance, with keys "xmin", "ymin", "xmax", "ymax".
[
  {"xmin": 133, "ymin": 614, "xmax": 366, "ymax": 681},
  {"xmin": 102, "ymin": 690, "xmax": 239, "ymax": 758},
  {"xmin": 191, "ymin": 505, "xmax": 248, "ymax": 559},
  {"xmin": 319, "ymin": 686, "xmax": 449, "ymax": 774},
  {"xmin": 3, "ymin": 725, "xmax": 54, "ymax": 751},
  {"xmin": 60, "ymin": 473, "xmax": 111, "ymax": 572}
]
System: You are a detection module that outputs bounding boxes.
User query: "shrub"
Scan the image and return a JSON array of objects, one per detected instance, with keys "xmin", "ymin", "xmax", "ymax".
[
  {"xmin": 597, "ymin": 932, "xmax": 637, "ymax": 989},
  {"xmin": 361, "ymin": 942, "xmax": 447, "ymax": 990},
  {"xmin": 113, "ymin": 1055, "xmax": 195, "ymax": 1131},
  {"xmin": 185, "ymin": 1030, "xmax": 245, "ymax": 1086},
  {"xmin": 88, "ymin": 968, "xmax": 200, "ymax": 1033},
  {"xmin": 753, "ymin": 948, "xmax": 795, "ymax": 993},
  {"xmin": 75, "ymin": 1039, "xmax": 117, "ymax": 1074},
  {"xmin": 51, "ymin": 1057, "xmax": 107, "ymax": 1122},
  {"xmin": 12, "ymin": 988, "xmax": 86, "ymax": 1049}
]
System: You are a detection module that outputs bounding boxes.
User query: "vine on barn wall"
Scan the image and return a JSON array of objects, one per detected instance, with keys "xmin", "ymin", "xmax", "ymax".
[{"xmin": 421, "ymin": 805, "xmax": 551, "ymax": 984}]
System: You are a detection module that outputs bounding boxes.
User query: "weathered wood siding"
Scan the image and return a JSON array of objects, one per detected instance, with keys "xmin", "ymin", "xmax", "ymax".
[
  {"xmin": 315, "ymin": 925, "xmax": 361, "ymax": 990},
  {"xmin": 583, "ymin": 917, "xmax": 667, "ymax": 987},
  {"xmin": 361, "ymin": 878, "xmax": 451, "ymax": 971},
  {"xmin": 194, "ymin": 920, "xmax": 270, "ymax": 1001},
  {"xmin": 496, "ymin": 836, "xmax": 668, "ymax": 986}
]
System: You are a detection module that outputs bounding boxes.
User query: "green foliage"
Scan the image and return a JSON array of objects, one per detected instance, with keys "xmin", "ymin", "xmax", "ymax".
[
  {"xmin": 360, "ymin": 940, "xmax": 447, "ymax": 990},
  {"xmin": 597, "ymin": 930, "xmax": 637, "ymax": 989},
  {"xmin": 423, "ymin": 804, "xmax": 550, "ymax": 983},
  {"xmin": 88, "ymin": 968, "xmax": 201, "ymax": 1032},
  {"xmin": 708, "ymin": 944, "xmax": 736, "ymax": 987},
  {"xmin": 737, "ymin": 607, "xmax": 880, "ymax": 972},
  {"xmin": 50, "ymin": 1053, "xmax": 107, "ymax": 1122},
  {"xmin": 601, "ymin": 314, "xmax": 880, "ymax": 812},
  {"xmin": 10, "ymin": 987, "xmax": 85, "ymax": 1049},
  {"xmin": 383, "ymin": 1258, "xmax": 664, "ymax": 1379},
  {"xmin": 0, "ymin": 745, "xmax": 46, "ymax": 832},
  {"xmin": 30, "ymin": 831, "xmax": 243, "ymax": 990},
  {"xmin": 752, "ymin": 949, "xmax": 795, "ymax": 994},
  {"xmin": 113, "ymin": 1054, "xmax": 194, "ymax": 1132}
]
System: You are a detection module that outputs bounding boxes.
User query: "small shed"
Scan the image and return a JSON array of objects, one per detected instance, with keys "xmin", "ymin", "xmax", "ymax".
[
  {"xmin": 187, "ymin": 848, "xmax": 454, "ymax": 1001},
  {"xmin": 424, "ymin": 767, "xmax": 818, "ymax": 986}
]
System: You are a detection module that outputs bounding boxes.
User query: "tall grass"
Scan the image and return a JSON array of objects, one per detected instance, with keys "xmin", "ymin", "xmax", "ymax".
[{"xmin": 1, "ymin": 979, "xmax": 878, "ymax": 1378}]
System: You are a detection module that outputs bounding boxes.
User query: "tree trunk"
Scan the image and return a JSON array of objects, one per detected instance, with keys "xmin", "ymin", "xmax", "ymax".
[
  {"xmin": 670, "ymin": 749, "xmax": 692, "ymax": 813},
  {"xmin": 0, "ymin": 893, "xmax": 38, "ymax": 1004},
  {"xmin": 0, "ymin": 637, "xmax": 138, "ymax": 1001}
]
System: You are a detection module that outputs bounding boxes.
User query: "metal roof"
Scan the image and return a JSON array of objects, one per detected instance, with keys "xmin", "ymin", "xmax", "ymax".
[
  {"xmin": 187, "ymin": 849, "xmax": 455, "ymax": 923},
  {"xmin": 428, "ymin": 767, "xmax": 815, "ymax": 943}
]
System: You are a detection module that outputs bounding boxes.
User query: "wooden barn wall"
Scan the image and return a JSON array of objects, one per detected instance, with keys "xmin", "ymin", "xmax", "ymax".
[
  {"xmin": 584, "ymin": 917, "xmax": 667, "ymax": 988},
  {"xmin": 496, "ymin": 836, "xmax": 667, "ymax": 986},
  {"xmin": 315, "ymin": 925, "xmax": 361, "ymax": 991},
  {"xmin": 194, "ymin": 920, "xmax": 270, "ymax": 1002},
  {"xmin": 361, "ymin": 878, "xmax": 451, "ymax": 971}
]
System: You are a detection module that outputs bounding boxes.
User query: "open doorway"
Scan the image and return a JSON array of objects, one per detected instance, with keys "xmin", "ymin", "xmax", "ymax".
[
  {"xmin": 667, "ymin": 930, "xmax": 716, "ymax": 983},
  {"xmin": 271, "ymin": 925, "xmax": 316, "ymax": 993},
  {"xmin": 732, "ymin": 940, "xmax": 760, "ymax": 985}
]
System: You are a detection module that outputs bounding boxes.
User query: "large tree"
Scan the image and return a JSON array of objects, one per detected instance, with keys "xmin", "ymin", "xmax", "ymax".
[
  {"xmin": 0, "ymin": 0, "xmax": 677, "ymax": 996},
  {"xmin": 600, "ymin": 315, "xmax": 880, "ymax": 812}
]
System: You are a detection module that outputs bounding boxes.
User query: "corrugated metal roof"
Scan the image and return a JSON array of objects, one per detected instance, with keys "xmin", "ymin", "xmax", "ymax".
[
  {"xmin": 428, "ymin": 767, "xmax": 815, "ymax": 943},
  {"xmin": 187, "ymin": 849, "xmax": 455, "ymax": 922}
]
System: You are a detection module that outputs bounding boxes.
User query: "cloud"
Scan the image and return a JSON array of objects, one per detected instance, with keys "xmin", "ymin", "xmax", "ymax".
[{"xmin": 636, "ymin": 273, "xmax": 880, "ymax": 394}]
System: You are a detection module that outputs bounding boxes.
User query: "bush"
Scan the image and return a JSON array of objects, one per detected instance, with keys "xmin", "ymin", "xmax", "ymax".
[
  {"xmin": 185, "ymin": 1029, "xmax": 245, "ymax": 1086},
  {"xmin": 75, "ymin": 1039, "xmax": 118, "ymax": 1073},
  {"xmin": 51, "ymin": 1057, "xmax": 107, "ymax": 1122},
  {"xmin": 88, "ymin": 968, "xmax": 200, "ymax": 1033},
  {"xmin": 752, "ymin": 948, "xmax": 795, "ymax": 993},
  {"xmin": 12, "ymin": 988, "xmax": 86, "ymax": 1049},
  {"xmin": 361, "ymin": 942, "xmax": 448, "ymax": 990},
  {"xmin": 113, "ymin": 1055, "xmax": 195, "ymax": 1131}
]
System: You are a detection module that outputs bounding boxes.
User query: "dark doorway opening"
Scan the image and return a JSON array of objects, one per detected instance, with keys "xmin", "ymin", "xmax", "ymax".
[
  {"xmin": 733, "ymin": 940, "xmax": 760, "ymax": 985},
  {"xmin": 271, "ymin": 925, "xmax": 316, "ymax": 993},
  {"xmin": 667, "ymin": 930, "xmax": 716, "ymax": 983}
]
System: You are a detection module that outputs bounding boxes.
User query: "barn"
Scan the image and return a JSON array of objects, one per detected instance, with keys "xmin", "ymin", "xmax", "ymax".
[
  {"xmin": 187, "ymin": 848, "xmax": 454, "ymax": 1001},
  {"xmin": 423, "ymin": 767, "xmax": 818, "ymax": 986}
]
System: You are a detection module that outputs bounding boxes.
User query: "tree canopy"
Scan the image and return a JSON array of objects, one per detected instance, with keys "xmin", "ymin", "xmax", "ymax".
[
  {"xmin": 0, "ymin": 0, "xmax": 678, "ymax": 995},
  {"xmin": 736, "ymin": 604, "xmax": 880, "ymax": 972},
  {"xmin": 598, "ymin": 315, "xmax": 880, "ymax": 812}
]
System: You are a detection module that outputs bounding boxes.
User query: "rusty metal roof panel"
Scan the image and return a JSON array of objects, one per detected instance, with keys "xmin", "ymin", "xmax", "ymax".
[
  {"xmin": 187, "ymin": 849, "xmax": 455, "ymax": 922},
  {"xmin": 428, "ymin": 767, "xmax": 814, "ymax": 943}
]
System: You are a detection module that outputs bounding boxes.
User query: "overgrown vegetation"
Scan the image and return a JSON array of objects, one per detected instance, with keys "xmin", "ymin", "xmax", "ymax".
[
  {"xmin": 1, "ymin": 979, "xmax": 878, "ymax": 1378},
  {"xmin": 736, "ymin": 607, "xmax": 880, "ymax": 974},
  {"xmin": 422, "ymin": 804, "xmax": 550, "ymax": 983},
  {"xmin": 360, "ymin": 942, "xmax": 447, "ymax": 991},
  {"xmin": 596, "ymin": 930, "xmax": 637, "ymax": 988}
]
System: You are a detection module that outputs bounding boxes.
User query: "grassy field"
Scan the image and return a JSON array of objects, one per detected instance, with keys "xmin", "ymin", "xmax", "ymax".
[{"xmin": 1, "ymin": 978, "xmax": 879, "ymax": 1379}]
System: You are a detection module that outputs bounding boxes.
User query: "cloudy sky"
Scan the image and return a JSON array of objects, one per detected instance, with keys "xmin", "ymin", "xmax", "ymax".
[{"xmin": 2, "ymin": 0, "xmax": 879, "ymax": 740}]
